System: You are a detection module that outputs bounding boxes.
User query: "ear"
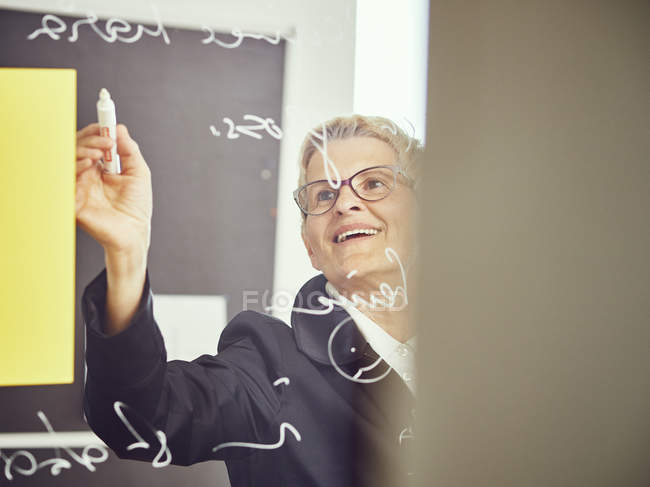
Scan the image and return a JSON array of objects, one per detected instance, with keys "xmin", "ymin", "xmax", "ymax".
[{"xmin": 301, "ymin": 228, "xmax": 321, "ymax": 271}]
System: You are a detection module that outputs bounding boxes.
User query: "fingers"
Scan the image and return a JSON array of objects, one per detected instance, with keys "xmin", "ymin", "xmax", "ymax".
[
  {"xmin": 77, "ymin": 144, "xmax": 106, "ymax": 161},
  {"xmin": 76, "ymin": 135, "xmax": 112, "ymax": 162},
  {"xmin": 76, "ymin": 123, "xmax": 100, "ymax": 138},
  {"xmin": 76, "ymin": 157, "xmax": 95, "ymax": 176},
  {"xmin": 76, "ymin": 123, "xmax": 150, "ymax": 176},
  {"xmin": 77, "ymin": 120, "xmax": 113, "ymax": 162}
]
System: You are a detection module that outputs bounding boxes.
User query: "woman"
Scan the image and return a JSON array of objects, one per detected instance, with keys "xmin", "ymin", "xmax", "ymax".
[{"xmin": 78, "ymin": 115, "xmax": 421, "ymax": 487}]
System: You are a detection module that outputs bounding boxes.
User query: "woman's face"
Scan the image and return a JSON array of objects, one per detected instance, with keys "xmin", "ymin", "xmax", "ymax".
[{"xmin": 301, "ymin": 136, "xmax": 416, "ymax": 288}]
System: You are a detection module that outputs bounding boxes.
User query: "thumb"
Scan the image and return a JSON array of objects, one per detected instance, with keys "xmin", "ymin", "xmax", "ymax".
[{"xmin": 114, "ymin": 124, "xmax": 150, "ymax": 176}]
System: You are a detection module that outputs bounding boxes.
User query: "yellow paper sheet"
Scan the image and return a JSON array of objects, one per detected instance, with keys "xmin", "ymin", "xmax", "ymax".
[{"xmin": 0, "ymin": 68, "xmax": 76, "ymax": 386}]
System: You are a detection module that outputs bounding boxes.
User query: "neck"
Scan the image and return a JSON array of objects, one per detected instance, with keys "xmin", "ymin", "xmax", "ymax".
[{"xmin": 359, "ymin": 300, "xmax": 414, "ymax": 343}]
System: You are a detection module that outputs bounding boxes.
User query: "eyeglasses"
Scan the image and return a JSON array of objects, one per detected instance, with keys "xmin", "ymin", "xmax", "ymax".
[{"xmin": 293, "ymin": 165, "xmax": 412, "ymax": 216}]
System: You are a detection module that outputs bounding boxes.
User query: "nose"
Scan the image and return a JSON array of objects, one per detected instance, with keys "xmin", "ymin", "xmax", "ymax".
[{"xmin": 333, "ymin": 184, "xmax": 363, "ymax": 215}]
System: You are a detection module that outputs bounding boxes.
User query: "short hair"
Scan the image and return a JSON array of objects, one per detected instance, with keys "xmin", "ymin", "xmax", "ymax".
[{"xmin": 297, "ymin": 114, "xmax": 423, "ymax": 193}]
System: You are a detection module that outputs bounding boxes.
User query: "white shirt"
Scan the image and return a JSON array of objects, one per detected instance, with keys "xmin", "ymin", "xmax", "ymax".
[{"xmin": 325, "ymin": 282, "xmax": 417, "ymax": 395}]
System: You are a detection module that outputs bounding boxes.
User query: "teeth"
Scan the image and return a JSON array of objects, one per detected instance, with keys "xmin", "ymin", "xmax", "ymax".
[{"xmin": 336, "ymin": 228, "xmax": 378, "ymax": 243}]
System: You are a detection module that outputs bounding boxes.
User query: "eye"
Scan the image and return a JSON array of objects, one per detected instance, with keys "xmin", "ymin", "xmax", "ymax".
[
  {"xmin": 363, "ymin": 178, "xmax": 386, "ymax": 191},
  {"xmin": 316, "ymin": 189, "xmax": 336, "ymax": 202}
]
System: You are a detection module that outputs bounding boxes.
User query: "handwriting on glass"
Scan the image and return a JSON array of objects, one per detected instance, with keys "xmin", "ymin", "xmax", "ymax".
[
  {"xmin": 26, "ymin": 11, "xmax": 294, "ymax": 49},
  {"xmin": 210, "ymin": 115, "xmax": 283, "ymax": 140},
  {"xmin": 353, "ymin": 356, "xmax": 384, "ymax": 379},
  {"xmin": 201, "ymin": 27, "xmax": 294, "ymax": 48},
  {"xmin": 326, "ymin": 315, "xmax": 393, "ymax": 384},
  {"xmin": 308, "ymin": 123, "xmax": 342, "ymax": 189},
  {"xmin": 212, "ymin": 422, "xmax": 301, "ymax": 453},
  {"xmin": 292, "ymin": 247, "xmax": 408, "ymax": 316},
  {"xmin": 0, "ymin": 411, "xmax": 108, "ymax": 481},
  {"xmin": 303, "ymin": 115, "xmax": 418, "ymax": 190},
  {"xmin": 113, "ymin": 401, "xmax": 171, "ymax": 468},
  {"xmin": 0, "ymin": 402, "xmax": 171, "ymax": 480},
  {"xmin": 27, "ymin": 10, "xmax": 170, "ymax": 44},
  {"xmin": 398, "ymin": 426, "xmax": 414, "ymax": 445},
  {"xmin": 273, "ymin": 377, "xmax": 291, "ymax": 387},
  {"xmin": 290, "ymin": 247, "xmax": 409, "ymax": 384},
  {"xmin": 212, "ymin": 377, "xmax": 300, "ymax": 453}
]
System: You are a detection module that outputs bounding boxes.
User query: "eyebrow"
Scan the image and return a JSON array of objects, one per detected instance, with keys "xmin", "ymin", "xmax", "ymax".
[{"xmin": 304, "ymin": 178, "xmax": 333, "ymax": 185}]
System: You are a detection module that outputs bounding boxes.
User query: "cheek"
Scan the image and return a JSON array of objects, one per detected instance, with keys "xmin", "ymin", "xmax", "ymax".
[
  {"xmin": 305, "ymin": 219, "xmax": 327, "ymax": 250},
  {"xmin": 384, "ymin": 200, "xmax": 415, "ymax": 244}
]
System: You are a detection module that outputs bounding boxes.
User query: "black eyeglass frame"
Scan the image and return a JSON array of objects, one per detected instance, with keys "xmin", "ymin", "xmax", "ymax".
[{"xmin": 293, "ymin": 164, "xmax": 413, "ymax": 216}]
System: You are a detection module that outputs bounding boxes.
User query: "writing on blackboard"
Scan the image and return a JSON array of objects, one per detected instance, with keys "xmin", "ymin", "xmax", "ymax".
[
  {"xmin": 201, "ymin": 26, "xmax": 294, "ymax": 48},
  {"xmin": 27, "ymin": 9, "xmax": 170, "ymax": 44},
  {"xmin": 210, "ymin": 115, "xmax": 283, "ymax": 140}
]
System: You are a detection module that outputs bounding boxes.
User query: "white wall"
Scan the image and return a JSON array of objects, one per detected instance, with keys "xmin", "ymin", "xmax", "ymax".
[{"xmin": 355, "ymin": 0, "xmax": 429, "ymax": 141}]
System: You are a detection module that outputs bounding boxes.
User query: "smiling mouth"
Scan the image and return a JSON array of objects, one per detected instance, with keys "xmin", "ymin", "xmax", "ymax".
[{"xmin": 334, "ymin": 229, "xmax": 380, "ymax": 244}]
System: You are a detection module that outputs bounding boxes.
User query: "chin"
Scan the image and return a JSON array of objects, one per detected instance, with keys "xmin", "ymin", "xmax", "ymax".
[{"xmin": 332, "ymin": 256, "xmax": 380, "ymax": 280}]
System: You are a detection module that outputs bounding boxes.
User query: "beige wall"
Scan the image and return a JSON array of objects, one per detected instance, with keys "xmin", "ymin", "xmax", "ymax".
[{"xmin": 416, "ymin": 1, "xmax": 650, "ymax": 486}]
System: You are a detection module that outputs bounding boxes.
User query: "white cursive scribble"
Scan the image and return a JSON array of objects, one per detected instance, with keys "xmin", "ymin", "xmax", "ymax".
[
  {"xmin": 346, "ymin": 247, "xmax": 408, "ymax": 311},
  {"xmin": 212, "ymin": 422, "xmax": 301, "ymax": 453},
  {"xmin": 398, "ymin": 426, "xmax": 414, "ymax": 445},
  {"xmin": 273, "ymin": 377, "xmax": 290, "ymax": 387},
  {"xmin": 291, "ymin": 248, "xmax": 410, "ymax": 384},
  {"xmin": 0, "ymin": 412, "xmax": 108, "ymax": 481},
  {"xmin": 210, "ymin": 114, "xmax": 283, "ymax": 141},
  {"xmin": 352, "ymin": 356, "xmax": 384, "ymax": 379},
  {"xmin": 327, "ymin": 316, "xmax": 392, "ymax": 384},
  {"xmin": 201, "ymin": 26, "xmax": 294, "ymax": 48},
  {"xmin": 309, "ymin": 123, "xmax": 341, "ymax": 190},
  {"xmin": 292, "ymin": 247, "xmax": 408, "ymax": 316},
  {"xmin": 113, "ymin": 401, "xmax": 171, "ymax": 468},
  {"xmin": 0, "ymin": 401, "xmax": 176, "ymax": 480},
  {"xmin": 27, "ymin": 6, "xmax": 170, "ymax": 45},
  {"xmin": 290, "ymin": 295, "xmax": 337, "ymax": 316}
]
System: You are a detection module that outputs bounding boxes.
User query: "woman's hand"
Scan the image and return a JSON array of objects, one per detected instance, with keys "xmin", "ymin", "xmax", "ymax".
[{"xmin": 75, "ymin": 123, "xmax": 152, "ymax": 257}]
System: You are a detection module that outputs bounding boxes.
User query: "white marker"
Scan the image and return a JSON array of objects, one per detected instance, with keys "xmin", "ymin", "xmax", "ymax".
[{"xmin": 96, "ymin": 88, "xmax": 121, "ymax": 174}]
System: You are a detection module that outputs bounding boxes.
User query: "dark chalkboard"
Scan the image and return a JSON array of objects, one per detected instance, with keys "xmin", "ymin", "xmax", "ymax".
[{"xmin": 0, "ymin": 6, "xmax": 285, "ymax": 486}]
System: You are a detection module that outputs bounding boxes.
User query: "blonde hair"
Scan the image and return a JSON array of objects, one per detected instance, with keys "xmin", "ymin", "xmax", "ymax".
[{"xmin": 297, "ymin": 114, "xmax": 423, "ymax": 192}]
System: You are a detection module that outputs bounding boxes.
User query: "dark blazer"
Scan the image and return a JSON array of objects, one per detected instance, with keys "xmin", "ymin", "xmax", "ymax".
[{"xmin": 82, "ymin": 269, "xmax": 415, "ymax": 487}]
